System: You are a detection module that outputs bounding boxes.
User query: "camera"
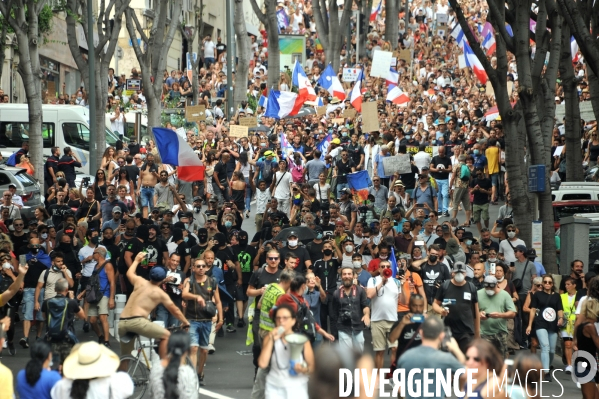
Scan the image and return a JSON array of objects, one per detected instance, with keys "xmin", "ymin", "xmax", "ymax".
[
  {"xmin": 339, "ymin": 310, "xmax": 353, "ymax": 324},
  {"xmin": 82, "ymin": 177, "xmax": 91, "ymax": 187},
  {"xmin": 397, "ymin": 268, "xmax": 405, "ymax": 278}
]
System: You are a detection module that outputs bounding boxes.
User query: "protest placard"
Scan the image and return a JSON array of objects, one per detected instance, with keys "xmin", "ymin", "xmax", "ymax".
[
  {"xmin": 458, "ymin": 55, "xmax": 467, "ymax": 69},
  {"xmin": 342, "ymin": 68, "xmax": 360, "ymax": 82},
  {"xmin": 343, "ymin": 109, "xmax": 357, "ymax": 119},
  {"xmin": 126, "ymin": 79, "xmax": 142, "ymax": 91},
  {"xmin": 229, "ymin": 125, "xmax": 249, "ymax": 138},
  {"xmin": 371, "ymin": 50, "xmax": 393, "ymax": 78},
  {"xmin": 437, "ymin": 13, "xmax": 448, "ymax": 24},
  {"xmin": 361, "ymin": 102, "xmax": 380, "ymax": 132},
  {"xmin": 238, "ymin": 117, "xmax": 257, "ymax": 127},
  {"xmin": 398, "ymin": 49, "xmax": 412, "ymax": 64},
  {"xmin": 316, "ymin": 106, "xmax": 327, "ymax": 116},
  {"xmin": 186, "ymin": 105, "xmax": 206, "ymax": 122},
  {"xmin": 383, "ymin": 154, "xmax": 412, "ymax": 175}
]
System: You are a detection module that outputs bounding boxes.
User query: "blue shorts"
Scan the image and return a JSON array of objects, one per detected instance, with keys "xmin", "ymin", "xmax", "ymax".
[
  {"xmin": 490, "ymin": 173, "xmax": 500, "ymax": 187},
  {"xmin": 22, "ymin": 287, "xmax": 45, "ymax": 321},
  {"xmin": 140, "ymin": 186, "xmax": 155, "ymax": 208},
  {"xmin": 189, "ymin": 320, "xmax": 212, "ymax": 349}
]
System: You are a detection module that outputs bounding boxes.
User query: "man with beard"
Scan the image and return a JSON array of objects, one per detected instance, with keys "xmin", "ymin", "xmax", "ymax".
[
  {"xmin": 390, "ymin": 294, "xmax": 425, "ymax": 371},
  {"xmin": 230, "ymin": 230, "xmax": 255, "ymax": 328},
  {"xmin": 190, "ymin": 228, "xmax": 210, "ymax": 260},
  {"xmin": 100, "ymin": 227, "xmax": 120, "ymax": 262},
  {"xmin": 311, "ymin": 240, "xmax": 342, "ymax": 338},
  {"xmin": 168, "ymin": 228, "xmax": 191, "ymax": 275},
  {"xmin": 332, "ymin": 266, "xmax": 370, "ymax": 352},
  {"xmin": 146, "ymin": 225, "xmax": 169, "ymax": 267},
  {"xmin": 157, "ymin": 253, "xmax": 185, "ymax": 329}
]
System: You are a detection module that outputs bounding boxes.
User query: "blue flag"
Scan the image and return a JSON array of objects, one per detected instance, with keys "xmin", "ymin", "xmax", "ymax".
[
  {"xmin": 390, "ymin": 247, "xmax": 399, "ymax": 279},
  {"xmin": 316, "ymin": 133, "xmax": 332, "ymax": 160}
]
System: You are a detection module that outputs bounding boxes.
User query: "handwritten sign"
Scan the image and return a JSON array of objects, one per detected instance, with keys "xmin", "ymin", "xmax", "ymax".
[
  {"xmin": 238, "ymin": 117, "xmax": 257, "ymax": 128},
  {"xmin": 343, "ymin": 109, "xmax": 357, "ymax": 119},
  {"xmin": 342, "ymin": 68, "xmax": 360, "ymax": 82},
  {"xmin": 316, "ymin": 106, "xmax": 327, "ymax": 116},
  {"xmin": 186, "ymin": 105, "xmax": 206, "ymax": 122},
  {"xmin": 371, "ymin": 50, "xmax": 393, "ymax": 78},
  {"xmin": 229, "ymin": 125, "xmax": 249, "ymax": 138},
  {"xmin": 398, "ymin": 49, "xmax": 412, "ymax": 64},
  {"xmin": 406, "ymin": 146, "xmax": 439, "ymax": 157},
  {"xmin": 361, "ymin": 102, "xmax": 380, "ymax": 132},
  {"xmin": 383, "ymin": 154, "xmax": 412, "ymax": 175},
  {"xmin": 437, "ymin": 13, "xmax": 448, "ymax": 24},
  {"xmin": 458, "ymin": 54, "xmax": 467, "ymax": 69}
]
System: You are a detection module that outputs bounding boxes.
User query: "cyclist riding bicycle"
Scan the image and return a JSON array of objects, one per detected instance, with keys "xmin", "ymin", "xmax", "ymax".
[{"xmin": 118, "ymin": 252, "xmax": 190, "ymax": 361}]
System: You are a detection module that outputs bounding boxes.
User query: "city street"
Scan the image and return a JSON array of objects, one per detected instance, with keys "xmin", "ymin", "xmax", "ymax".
[{"xmin": 0, "ymin": 200, "xmax": 581, "ymax": 398}]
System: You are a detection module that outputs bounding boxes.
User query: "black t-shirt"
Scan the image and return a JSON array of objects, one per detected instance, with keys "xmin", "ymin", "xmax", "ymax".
[
  {"xmin": 175, "ymin": 242, "xmax": 191, "ymax": 267},
  {"xmin": 76, "ymin": 200, "xmax": 100, "ymax": 231},
  {"xmin": 124, "ymin": 165, "xmax": 140, "ymax": 189},
  {"xmin": 214, "ymin": 247, "xmax": 238, "ymax": 284},
  {"xmin": 419, "ymin": 262, "xmax": 451, "ymax": 305},
  {"xmin": 216, "ymin": 42, "xmax": 227, "ymax": 56},
  {"xmin": 336, "ymin": 159, "xmax": 355, "ymax": 184},
  {"xmin": 116, "ymin": 235, "xmax": 136, "ymax": 274},
  {"xmin": 530, "ymin": 291, "xmax": 563, "ymax": 332},
  {"xmin": 214, "ymin": 161, "xmax": 228, "ymax": 184},
  {"xmin": 346, "ymin": 143, "xmax": 364, "ymax": 166},
  {"xmin": 435, "ymin": 280, "xmax": 478, "ymax": 336},
  {"xmin": 480, "ymin": 239, "xmax": 500, "ymax": 253},
  {"xmin": 279, "ymin": 245, "xmax": 311, "ymax": 274},
  {"xmin": 122, "ymin": 239, "xmax": 150, "ymax": 280},
  {"xmin": 559, "ymin": 275, "xmax": 584, "ymax": 293},
  {"xmin": 305, "ymin": 241, "xmax": 324, "ymax": 264},
  {"xmin": 248, "ymin": 267, "xmax": 282, "ymax": 303},
  {"xmin": 48, "ymin": 204, "xmax": 71, "ymax": 228},
  {"xmin": 145, "ymin": 238, "xmax": 167, "ymax": 267},
  {"xmin": 311, "ymin": 258, "xmax": 341, "ymax": 294},
  {"xmin": 470, "ymin": 178, "xmax": 492, "ymax": 205},
  {"xmin": 430, "ymin": 156, "xmax": 452, "ymax": 180},
  {"xmin": 233, "ymin": 244, "xmax": 257, "ymax": 284},
  {"xmin": 190, "ymin": 243, "xmax": 209, "ymax": 260},
  {"xmin": 23, "ymin": 259, "xmax": 48, "ymax": 289},
  {"xmin": 10, "ymin": 232, "xmax": 30, "ymax": 255},
  {"xmin": 394, "ymin": 322, "xmax": 422, "ymax": 364},
  {"xmin": 400, "ymin": 164, "xmax": 420, "ymax": 190}
]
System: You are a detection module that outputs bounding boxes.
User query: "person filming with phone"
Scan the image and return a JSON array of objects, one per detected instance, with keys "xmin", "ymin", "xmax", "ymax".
[{"xmin": 332, "ymin": 266, "xmax": 370, "ymax": 353}]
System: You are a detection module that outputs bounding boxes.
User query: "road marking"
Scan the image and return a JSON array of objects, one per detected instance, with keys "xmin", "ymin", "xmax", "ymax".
[{"xmin": 199, "ymin": 388, "xmax": 237, "ymax": 399}]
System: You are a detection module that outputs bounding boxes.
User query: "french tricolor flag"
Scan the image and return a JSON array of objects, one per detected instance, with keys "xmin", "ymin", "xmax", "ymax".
[
  {"xmin": 258, "ymin": 95, "xmax": 268, "ymax": 109},
  {"xmin": 350, "ymin": 70, "xmax": 364, "ymax": 112},
  {"xmin": 264, "ymin": 90, "xmax": 299, "ymax": 119},
  {"xmin": 571, "ymin": 36, "xmax": 580, "ymax": 62},
  {"xmin": 318, "ymin": 64, "xmax": 346, "ymax": 101},
  {"xmin": 292, "ymin": 60, "xmax": 316, "ymax": 106},
  {"xmin": 464, "ymin": 41, "xmax": 488, "ymax": 84},
  {"xmin": 386, "ymin": 86, "xmax": 410, "ymax": 106},
  {"xmin": 482, "ymin": 32, "xmax": 496, "ymax": 56},
  {"xmin": 450, "ymin": 23, "xmax": 466, "ymax": 49},
  {"xmin": 386, "ymin": 68, "xmax": 399, "ymax": 87},
  {"xmin": 370, "ymin": 0, "xmax": 382, "ymax": 22},
  {"xmin": 153, "ymin": 127, "xmax": 206, "ymax": 182}
]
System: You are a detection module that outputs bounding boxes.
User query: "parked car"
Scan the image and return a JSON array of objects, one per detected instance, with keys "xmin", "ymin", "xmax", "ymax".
[
  {"xmin": 553, "ymin": 200, "xmax": 599, "ymax": 230},
  {"xmin": 552, "ymin": 182, "xmax": 599, "ymax": 201},
  {"xmin": 0, "ymin": 165, "xmax": 43, "ymax": 220}
]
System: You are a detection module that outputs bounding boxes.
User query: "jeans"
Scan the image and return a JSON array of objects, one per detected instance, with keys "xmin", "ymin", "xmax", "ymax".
[
  {"xmin": 189, "ymin": 320, "xmax": 212, "ymax": 349},
  {"xmin": 212, "ymin": 181, "xmax": 230, "ymax": 206},
  {"xmin": 436, "ymin": 179, "xmax": 449, "ymax": 213},
  {"xmin": 155, "ymin": 304, "xmax": 180, "ymax": 329},
  {"xmin": 338, "ymin": 330, "xmax": 365, "ymax": 353},
  {"xmin": 336, "ymin": 182, "xmax": 349, "ymax": 197},
  {"xmin": 536, "ymin": 328, "xmax": 557, "ymax": 370},
  {"xmin": 22, "ymin": 287, "xmax": 44, "ymax": 321},
  {"xmin": 244, "ymin": 177, "xmax": 252, "ymax": 211},
  {"xmin": 204, "ymin": 57, "xmax": 215, "ymax": 69},
  {"xmin": 140, "ymin": 186, "xmax": 155, "ymax": 210}
]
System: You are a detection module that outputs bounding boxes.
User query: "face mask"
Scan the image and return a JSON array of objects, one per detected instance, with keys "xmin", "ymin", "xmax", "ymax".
[
  {"xmin": 199, "ymin": 235, "xmax": 208, "ymax": 244},
  {"xmin": 77, "ymin": 96, "xmax": 82, "ymax": 101},
  {"xmin": 316, "ymin": 232, "xmax": 323, "ymax": 239},
  {"xmin": 342, "ymin": 132, "xmax": 348, "ymax": 137},
  {"xmin": 90, "ymin": 237, "xmax": 99, "ymax": 245},
  {"xmin": 379, "ymin": 255, "xmax": 388, "ymax": 260},
  {"xmin": 224, "ymin": 221, "xmax": 233, "ymax": 228},
  {"xmin": 52, "ymin": 265, "xmax": 60, "ymax": 272},
  {"xmin": 485, "ymin": 289, "xmax": 495, "ymax": 296},
  {"xmin": 428, "ymin": 255, "xmax": 438, "ymax": 263},
  {"xmin": 507, "ymin": 231, "xmax": 516, "ymax": 239},
  {"xmin": 352, "ymin": 261, "xmax": 362, "ymax": 268},
  {"xmin": 260, "ymin": 143, "xmax": 267, "ymax": 147},
  {"xmin": 194, "ymin": 207, "xmax": 201, "ymax": 213},
  {"xmin": 497, "ymin": 276, "xmax": 505, "ymax": 282},
  {"xmin": 488, "ymin": 257, "xmax": 497, "ymax": 262},
  {"xmin": 184, "ymin": 223, "xmax": 189, "ymax": 230},
  {"xmin": 473, "ymin": 149, "xmax": 480, "ymax": 155},
  {"xmin": 406, "ymin": 135, "xmax": 411, "ymax": 140},
  {"xmin": 323, "ymin": 249, "xmax": 333, "ymax": 256},
  {"xmin": 465, "ymin": 239, "xmax": 472, "ymax": 246},
  {"xmin": 2, "ymin": 262, "xmax": 11, "ymax": 270},
  {"xmin": 41, "ymin": 233, "xmax": 48, "ymax": 240},
  {"xmin": 454, "ymin": 273, "xmax": 465, "ymax": 283},
  {"xmin": 288, "ymin": 239, "xmax": 298, "ymax": 247},
  {"xmin": 184, "ymin": 236, "xmax": 189, "ymax": 243},
  {"xmin": 344, "ymin": 245, "xmax": 354, "ymax": 253}
]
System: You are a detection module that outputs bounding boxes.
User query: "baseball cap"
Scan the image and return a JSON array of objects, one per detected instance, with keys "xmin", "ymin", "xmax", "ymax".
[
  {"xmin": 207, "ymin": 215, "xmax": 218, "ymax": 221},
  {"xmin": 453, "ymin": 261, "xmax": 467, "ymax": 273},
  {"xmin": 209, "ymin": 197, "xmax": 218, "ymax": 203},
  {"xmin": 287, "ymin": 231, "xmax": 298, "ymax": 239},
  {"xmin": 149, "ymin": 266, "xmax": 167, "ymax": 282},
  {"xmin": 484, "ymin": 275, "xmax": 498, "ymax": 285},
  {"xmin": 515, "ymin": 245, "xmax": 527, "ymax": 253},
  {"xmin": 421, "ymin": 166, "xmax": 430, "ymax": 171},
  {"xmin": 527, "ymin": 248, "xmax": 537, "ymax": 258},
  {"xmin": 342, "ymin": 236, "xmax": 353, "ymax": 243},
  {"xmin": 112, "ymin": 206, "xmax": 122, "ymax": 214},
  {"xmin": 165, "ymin": 210, "xmax": 174, "ymax": 216},
  {"xmin": 193, "ymin": 196, "xmax": 202, "ymax": 203},
  {"xmin": 264, "ymin": 150, "xmax": 275, "ymax": 157},
  {"xmin": 335, "ymin": 220, "xmax": 345, "ymax": 226},
  {"xmin": 391, "ymin": 207, "xmax": 402, "ymax": 214},
  {"xmin": 331, "ymin": 138, "xmax": 341, "ymax": 145}
]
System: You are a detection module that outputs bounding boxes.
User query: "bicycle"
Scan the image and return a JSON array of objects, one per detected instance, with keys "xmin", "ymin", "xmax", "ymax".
[{"xmin": 118, "ymin": 325, "xmax": 194, "ymax": 399}]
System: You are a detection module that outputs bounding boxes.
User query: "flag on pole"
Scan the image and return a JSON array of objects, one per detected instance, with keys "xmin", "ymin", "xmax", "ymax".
[
  {"xmin": 386, "ymin": 68, "xmax": 399, "ymax": 87},
  {"xmin": 280, "ymin": 131, "xmax": 294, "ymax": 159},
  {"xmin": 450, "ymin": 23, "xmax": 466, "ymax": 48},
  {"xmin": 153, "ymin": 127, "xmax": 206, "ymax": 182},
  {"xmin": 464, "ymin": 41, "xmax": 488, "ymax": 84},
  {"xmin": 276, "ymin": 9, "xmax": 289, "ymax": 32},
  {"xmin": 264, "ymin": 90, "xmax": 299, "ymax": 119},
  {"xmin": 386, "ymin": 86, "xmax": 410, "ymax": 106},
  {"xmin": 258, "ymin": 95, "xmax": 268, "ymax": 108},
  {"xmin": 350, "ymin": 70, "xmax": 364, "ymax": 112},
  {"xmin": 318, "ymin": 64, "xmax": 346, "ymax": 100},
  {"xmin": 390, "ymin": 247, "xmax": 399, "ymax": 279},
  {"xmin": 292, "ymin": 60, "xmax": 317, "ymax": 103},
  {"xmin": 482, "ymin": 32, "xmax": 496, "ymax": 56},
  {"xmin": 370, "ymin": 0, "xmax": 382, "ymax": 22},
  {"xmin": 571, "ymin": 36, "xmax": 580, "ymax": 62},
  {"xmin": 316, "ymin": 133, "xmax": 332, "ymax": 160}
]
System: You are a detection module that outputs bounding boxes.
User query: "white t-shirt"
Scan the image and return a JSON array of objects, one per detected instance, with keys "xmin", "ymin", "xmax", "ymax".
[
  {"xmin": 367, "ymin": 276, "xmax": 400, "ymax": 322},
  {"xmin": 110, "ymin": 113, "xmax": 126, "ymax": 135},
  {"xmin": 78, "ymin": 245, "xmax": 106, "ymax": 277},
  {"xmin": 414, "ymin": 151, "xmax": 431, "ymax": 172},
  {"xmin": 203, "ymin": 40, "xmax": 216, "ymax": 58},
  {"xmin": 273, "ymin": 171, "xmax": 292, "ymax": 200},
  {"xmin": 498, "ymin": 238, "xmax": 526, "ymax": 264}
]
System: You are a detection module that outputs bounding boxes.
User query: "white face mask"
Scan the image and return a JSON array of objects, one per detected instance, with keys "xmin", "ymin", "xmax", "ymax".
[
  {"xmin": 507, "ymin": 232, "xmax": 516, "ymax": 239},
  {"xmin": 488, "ymin": 257, "xmax": 497, "ymax": 262},
  {"xmin": 288, "ymin": 239, "xmax": 298, "ymax": 247},
  {"xmin": 345, "ymin": 245, "xmax": 354, "ymax": 253},
  {"xmin": 41, "ymin": 233, "xmax": 48, "ymax": 240},
  {"xmin": 2, "ymin": 262, "xmax": 11, "ymax": 270},
  {"xmin": 454, "ymin": 273, "xmax": 465, "ymax": 283},
  {"xmin": 485, "ymin": 289, "xmax": 495, "ymax": 296},
  {"xmin": 352, "ymin": 261, "xmax": 362, "ymax": 269},
  {"xmin": 497, "ymin": 276, "xmax": 505, "ymax": 282}
]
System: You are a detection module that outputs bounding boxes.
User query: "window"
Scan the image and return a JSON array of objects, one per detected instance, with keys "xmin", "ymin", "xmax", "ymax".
[
  {"xmin": 561, "ymin": 193, "xmax": 592, "ymax": 201},
  {"xmin": 0, "ymin": 173, "xmax": 11, "ymax": 186},
  {"xmin": 554, "ymin": 205, "xmax": 599, "ymax": 221},
  {"xmin": 0, "ymin": 122, "xmax": 55, "ymax": 148},
  {"xmin": 13, "ymin": 171, "xmax": 35, "ymax": 187},
  {"xmin": 62, "ymin": 122, "xmax": 90, "ymax": 150}
]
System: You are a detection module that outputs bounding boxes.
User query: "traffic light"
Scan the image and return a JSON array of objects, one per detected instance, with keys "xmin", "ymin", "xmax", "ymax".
[{"xmin": 359, "ymin": 13, "xmax": 366, "ymax": 33}]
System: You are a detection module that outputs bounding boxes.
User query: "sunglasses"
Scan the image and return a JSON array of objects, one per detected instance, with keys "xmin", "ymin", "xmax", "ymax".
[
  {"xmin": 483, "ymin": 283, "xmax": 496, "ymax": 289},
  {"xmin": 268, "ymin": 257, "xmax": 279, "ymax": 260},
  {"xmin": 14, "ymin": 224, "xmax": 23, "ymax": 227},
  {"xmin": 507, "ymin": 229, "xmax": 516, "ymax": 232},
  {"xmin": 543, "ymin": 281, "xmax": 553, "ymax": 285},
  {"xmin": 466, "ymin": 356, "xmax": 481, "ymax": 362},
  {"xmin": 195, "ymin": 264, "xmax": 208, "ymax": 269},
  {"xmin": 381, "ymin": 265, "xmax": 391, "ymax": 269}
]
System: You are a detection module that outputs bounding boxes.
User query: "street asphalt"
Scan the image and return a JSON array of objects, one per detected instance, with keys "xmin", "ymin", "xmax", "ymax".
[{"xmin": 0, "ymin": 199, "xmax": 583, "ymax": 398}]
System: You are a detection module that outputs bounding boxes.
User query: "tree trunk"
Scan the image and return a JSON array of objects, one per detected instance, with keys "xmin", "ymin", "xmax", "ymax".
[
  {"xmin": 559, "ymin": 22, "xmax": 583, "ymax": 181},
  {"xmin": 312, "ymin": 0, "xmax": 352, "ymax": 72},
  {"xmin": 234, "ymin": 0, "xmax": 251, "ymax": 110},
  {"xmin": 385, "ymin": 0, "xmax": 399, "ymax": 50},
  {"xmin": 265, "ymin": 0, "xmax": 280, "ymax": 92},
  {"xmin": 587, "ymin": 67, "xmax": 599, "ymax": 124},
  {"xmin": 0, "ymin": 24, "xmax": 8, "ymax": 86}
]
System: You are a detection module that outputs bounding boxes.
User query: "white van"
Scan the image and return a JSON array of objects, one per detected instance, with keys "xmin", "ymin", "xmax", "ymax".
[
  {"xmin": 552, "ymin": 182, "xmax": 599, "ymax": 201},
  {"xmin": 105, "ymin": 110, "xmax": 149, "ymax": 143},
  {"xmin": 0, "ymin": 104, "xmax": 123, "ymax": 174}
]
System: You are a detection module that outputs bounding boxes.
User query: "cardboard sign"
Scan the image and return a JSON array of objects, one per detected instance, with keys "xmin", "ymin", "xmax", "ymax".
[
  {"xmin": 342, "ymin": 68, "xmax": 360, "ymax": 82},
  {"xmin": 371, "ymin": 50, "xmax": 393, "ymax": 78},
  {"xmin": 458, "ymin": 54, "xmax": 467, "ymax": 69},
  {"xmin": 229, "ymin": 125, "xmax": 249, "ymax": 138},
  {"xmin": 343, "ymin": 109, "xmax": 357, "ymax": 119},
  {"xmin": 436, "ymin": 29, "xmax": 446, "ymax": 38},
  {"xmin": 437, "ymin": 13, "xmax": 448, "ymax": 24},
  {"xmin": 332, "ymin": 118, "xmax": 345, "ymax": 124},
  {"xmin": 507, "ymin": 81, "xmax": 514, "ymax": 94},
  {"xmin": 238, "ymin": 117, "xmax": 257, "ymax": 128},
  {"xmin": 47, "ymin": 81, "xmax": 56, "ymax": 96},
  {"xmin": 398, "ymin": 49, "xmax": 412, "ymax": 64},
  {"xmin": 316, "ymin": 106, "xmax": 327, "ymax": 116},
  {"xmin": 126, "ymin": 79, "xmax": 142, "ymax": 91},
  {"xmin": 383, "ymin": 154, "xmax": 412, "ymax": 175},
  {"xmin": 406, "ymin": 146, "xmax": 439, "ymax": 157},
  {"xmin": 186, "ymin": 105, "xmax": 206, "ymax": 122},
  {"xmin": 361, "ymin": 102, "xmax": 380, "ymax": 132}
]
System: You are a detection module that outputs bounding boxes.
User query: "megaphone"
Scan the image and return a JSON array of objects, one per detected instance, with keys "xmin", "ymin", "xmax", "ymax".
[{"xmin": 285, "ymin": 333, "xmax": 308, "ymax": 376}]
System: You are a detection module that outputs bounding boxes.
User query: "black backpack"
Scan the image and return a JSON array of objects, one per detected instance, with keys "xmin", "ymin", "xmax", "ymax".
[
  {"xmin": 45, "ymin": 297, "xmax": 70, "ymax": 341},
  {"xmin": 290, "ymin": 295, "xmax": 317, "ymax": 342},
  {"xmin": 85, "ymin": 261, "xmax": 109, "ymax": 304}
]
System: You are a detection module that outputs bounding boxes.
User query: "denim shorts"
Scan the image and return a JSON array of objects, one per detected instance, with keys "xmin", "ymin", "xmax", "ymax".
[
  {"xmin": 189, "ymin": 320, "xmax": 212, "ymax": 349},
  {"xmin": 22, "ymin": 287, "xmax": 45, "ymax": 321},
  {"xmin": 140, "ymin": 187, "xmax": 155, "ymax": 208}
]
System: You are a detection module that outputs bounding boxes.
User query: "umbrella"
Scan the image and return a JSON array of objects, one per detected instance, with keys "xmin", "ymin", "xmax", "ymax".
[
  {"xmin": 283, "ymin": 107, "xmax": 316, "ymax": 119},
  {"xmin": 274, "ymin": 226, "xmax": 317, "ymax": 241},
  {"xmin": 249, "ymin": 125, "xmax": 271, "ymax": 132}
]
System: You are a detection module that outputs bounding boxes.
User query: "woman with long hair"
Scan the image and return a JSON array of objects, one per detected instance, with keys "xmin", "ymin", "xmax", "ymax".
[
  {"xmin": 75, "ymin": 187, "xmax": 100, "ymax": 231},
  {"xmin": 16, "ymin": 341, "xmax": 61, "ymax": 398},
  {"xmin": 100, "ymin": 147, "xmax": 117, "ymax": 176},
  {"xmin": 113, "ymin": 168, "xmax": 135, "ymax": 204},
  {"xmin": 258, "ymin": 304, "xmax": 314, "ymax": 399},
  {"xmin": 149, "ymin": 331, "xmax": 199, "ymax": 399},
  {"xmin": 234, "ymin": 151, "xmax": 253, "ymax": 217},
  {"xmin": 67, "ymin": 188, "xmax": 81, "ymax": 211},
  {"xmin": 525, "ymin": 274, "xmax": 564, "ymax": 382},
  {"xmin": 463, "ymin": 339, "xmax": 505, "ymax": 398},
  {"xmin": 574, "ymin": 297, "xmax": 599, "ymax": 399},
  {"xmin": 204, "ymin": 150, "xmax": 218, "ymax": 201},
  {"xmin": 230, "ymin": 171, "xmax": 247, "ymax": 213},
  {"xmin": 86, "ymin": 169, "xmax": 108, "ymax": 202},
  {"xmin": 34, "ymin": 206, "xmax": 51, "ymax": 226}
]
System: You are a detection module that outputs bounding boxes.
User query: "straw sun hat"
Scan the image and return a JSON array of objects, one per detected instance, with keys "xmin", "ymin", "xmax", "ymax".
[{"xmin": 63, "ymin": 341, "xmax": 120, "ymax": 380}]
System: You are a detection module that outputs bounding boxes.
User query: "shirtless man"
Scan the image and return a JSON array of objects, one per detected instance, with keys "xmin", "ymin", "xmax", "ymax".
[
  {"xmin": 137, "ymin": 154, "xmax": 160, "ymax": 218},
  {"xmin": 118, "ymin": 252, "xmax": 189, "ymax": 361}
]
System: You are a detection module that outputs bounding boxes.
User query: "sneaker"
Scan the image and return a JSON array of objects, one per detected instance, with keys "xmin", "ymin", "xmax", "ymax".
[
  {"xmin": 98, "ymin": 335, "xmax": 104, "ymax": 344},
  {"xmin": 216, "ymin": 328, "xmax": 224, "ymax": 337},
  {"xmin": 82, "ymin": 321, "xmax": 90, "ymax": 333},
  {"xmin": 7, "ymin": 342, "xmax": 15, "ymax": 356},
  {"xmin": 102, "ymin": 341, "xmax": 111, "ymax": 348},
  {"xmin": 208, "ymin": 344, "xmax": 215, "ymax": 354},
  {"xmin": 199, "ymin": 373, "xmax": 205, "ymax": 387},
  {"xmin": 543, "ymin": 373, "xmax": 552, "ymax": 382},
  {"xmin": 19, "ymin": 337, "xmax": 28, "ymax": 349},
  {"xmin": 442, "ymin": 211, "xmax": 450, "ymax": 217},
  {"xmin": 237, "ymin": 319, "xmax": 245, "ymax": 328},
  {"xmin": 246, "ymin": 211, "xmax": 250, "ymax": 219},
  {"xmin": 565, "ymin": 365, "xmax": 573, "ymax": 374},
  {"xmin": 577, "ymin": 382, "xmax": 581, "ymax": 389},
  {"xmin": 226, "ymin": 324, "xmax": 236, "ymax": 333}
]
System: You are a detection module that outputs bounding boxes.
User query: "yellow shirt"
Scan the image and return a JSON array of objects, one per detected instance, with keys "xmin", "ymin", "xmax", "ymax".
[
  {"xmin": 0, "ymin": 362, "xmax": 13, "ymax": 399},
  {"xmin": 486, "ymin": 147, "xmax": 500, "ymax": 175}
]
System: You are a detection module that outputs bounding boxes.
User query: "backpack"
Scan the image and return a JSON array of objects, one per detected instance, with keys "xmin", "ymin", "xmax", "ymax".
[
  {"xmin": 290, "ymin": 295, "xmax": 317, "ymax": 342},
  {"xmin": 85, "ymin": 261, "xmax": 108, "ymax": 304},
  {"xmin": 459, "ymin": 164, "xmax": 471, "ymax": 181},
  {"xmin": 45, "ymin": 297, "xmax": 70, "ymax": 341},
  {"xmin": 5, "ymin": 152, "xmax": 17, "ymax": 167}
]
